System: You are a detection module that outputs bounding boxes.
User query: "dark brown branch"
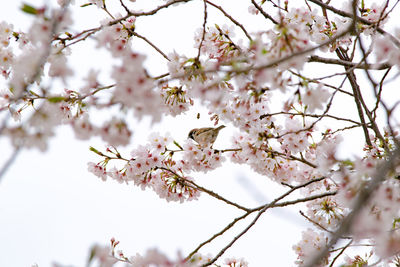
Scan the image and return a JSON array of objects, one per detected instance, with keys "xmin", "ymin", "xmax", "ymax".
[
  {"xmin": 268, "ymin": 191, "xmax": 337, "ymax": 208},
  {"xmin": 260, "ymin": 111, "xmax": 361, "ymax": 126},
  {"xmin": 156, "ymin": 166, "xmax": 249, "ymax": 212},
  {"xmin": 297, "ymin": 70, "xmax": 347, "ymax": 83},
  {"xmin": 205, "ymin": 1, "xmax": 252, "ymax": 41},
  {"xmin": 300, "ymin": 210, "xmax": 335, "ymax": 234},
  {"xmin": 251, "ymin": 176, "xmax": 326, "ymax": 212},
  {"xmin": 62, "ymin": 1, "xmax": 186, "ymax": 55},
  {"xmin": 131, "ymin": 31, "xmax": 170, "ymax": 61},
  {"xmin": 335, "ymin": 47, "xmax": 372, "ymax": 147},
  {"xmin": 329, "ymin": 240, "xmax": 353, "ymax": 267},
  {"xmin": 371, "ymin": 68, "xmax": 391, "ymax": 119},
  {"xmin": 187, "ymin": 177, "xmax": 326, "ymax": 263},
  {"xmin": 221, "ymin": 146, "xmax": 317, "ymax": 168},
  {"xmin": 330, "ymin": 124, "xmax": 364, "ymax": 135},
  {"xmin": 268, "ymin": 149, "xmax": 317, "ymax": 168},
  {"xmin": 354, "ymin": 31, "xmax": 391, "ymax": 152},
  {"xmin": 186, "ymin": 211, "xmax": 250, "ymax": 261},
  {"xmin": 289, "ymin": 71, "xmax": 353, "ymax": 96},
  {"xmin": 59, "ymin": 26, "xmax": 101, "ymax": 49},
  {"xmin": 201, "ymin": 206, "xmax": 275, "ymax": 266},
  {"xmin": 307, "ymin": 0, "xmax": 400, "ymax": 47},
  {"xmin": 119, "ymin": 0, "xmax": 130, "ymax": 14},
  {"xmin": 185, "ymin": 179, "xmax": 250, "ymax": 212},
  {"xmin": 61, "ymin": 0, "xmax": 194, "ymax": 51},
  {"xmin": 204, "ymin": 180, "xmax": 332, "ymax": 266},
  {"xmin": 110, "ymin": 0, "xmax": 194, "ymax": 25},
  {"xmin": 186, "ymin": 188, "xmax": 336, "ymax": 266},
  {"xmin": 308, "ymin": 55, "xmax": 392, "ymax": 70},
  {"xmin": 250, "ymin": 0, "xmax": 279, "ymax": 24},
  {"xmin": 196, "ymin": 0, "xmax": 208, "ymax": 60}
]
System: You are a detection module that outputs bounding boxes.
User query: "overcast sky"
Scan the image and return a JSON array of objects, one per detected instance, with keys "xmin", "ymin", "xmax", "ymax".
[{"xmin": 2, "ymin": 0, "xmax": 395, "ymax": 266}]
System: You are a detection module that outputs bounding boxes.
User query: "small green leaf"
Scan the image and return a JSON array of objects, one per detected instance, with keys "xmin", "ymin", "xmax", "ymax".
[
  {"xmin": 173, "ymin": 140, "xmax": 183, "ymax": 150},
  {"xmin": 87, "ymin": 245, "xmax": 97, "ymax": 266},
  {"xmin": 21, "ymin": 3, "xmax": 38, "ymax": 15},
  {"xmin": 48, "ymin": 96, "xmax": 65, "ymax": 103},
  {"xmin": 89, "ymin": 146, "xmax": 104, "ymax": 156},
  {"xmin": 80, "ymin": 3, "xmax": 93, "ymax": 7},
  {"xmin": 341, "ymin": 159, "xmax": 354, "ymax": 167},
  {"xmin": 29, "ymin": 90, "xmax": 40, "ymax": 97},
  {"xmin": 393, "ymin": 217, "xmax": 400, "ymax": 228}
]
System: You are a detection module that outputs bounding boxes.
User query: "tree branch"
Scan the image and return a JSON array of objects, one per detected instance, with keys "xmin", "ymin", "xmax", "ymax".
[
  {"xmin": 308, "ymin": 55, "xmax": 392, "ymax": 70},
  {"xmin": 0, "ymin": 147, "xmax": 21, "ymax": 183},
  {"xmin": 307, "ymin": 0, "xmax": 400, "ymax": 47},
  {"xmin": 156, "ymin": 166, "xmax": 250, "ymax": 212},
  {"xmin": 202, "ymin": 177, "xmax": 328, "ymax": 266},
  {"xmin": 196, "ymin": 0, "xmax": 208, "ymax": 60},
  {"xmin": 250, "ymin": 0, "xmax": 279, "ymax": 25},
  {"xmin": 205, "ymin": 1, "xmax": 252, "ymax": 41},
  {"xmin": 335, "ymin": 47, "xmax": 373, "ymax": 147}
]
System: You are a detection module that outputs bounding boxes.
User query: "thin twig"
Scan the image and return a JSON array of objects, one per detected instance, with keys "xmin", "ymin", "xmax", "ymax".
[
  {"xmin": 113, "ymin": 0, "xmax": 194, "ymax": 22},
  {"xmin": 157, "ymin": 166, "xmax": 250, "ymax": 212},
  {"xmin": 186, "ymin": 211, "xmax": 250, "ymax": 261},
  {"xmin": 202, "ymin": 177, "xmax": 328, "ymax": 266},
  {"xmin": 185, "ymin": 179, "xmax": 250, "ymax": 212},
  {"xmin": 371, "ymin": 68, "xmax": 391, "ymax": 118},
  {"xmin": 355, "ymin": 31, "xmax": 390, "ymax": 152},
  {"xmin": 266, "ymin": 191, "xmax": 337, "ymax": 209},
  {"xmin": 119, "ymin": 0, "xmax": 130, "ymax": 14},
  {"xmin": 251, "ymin": 176, "xmax": 326, "ymax": 212},
  {"xmin": 250, "ymin": 0, "xmax": 279, "ymax": 24},
  {"xmin": 203, "ymin": 191, "xmax": 335, "ymax": 266},
  {"xmin": 308, "ymin": 55, "xmax": 391, "ymax": 70},
  {"xmin": 260, "ymin": 111, "xmax": 361, "ymax": 125},
  {"xmin": 187, "ymin": 177, "xmax": 326, "ymax": 263},
  {"xmin": 330, "ymin": 124, "xmax": 363, "ymax": 135},
  {"xmin": 196, "ymin": 0, "xmax": 208, "ymax": 60},
  {"xmin": 205, "ymin": 1, "xmax": 252, "ymax": 41},
  {"xmin": 159, "ymin": 24, "xmax": 353, "ymax": 83},
  {"xmin": 0, "ymin": 147, "xmax": 20, "ymax": 182},
  {"xmin": 131, "ymin": 31, "xmax": 170, "ymax": 61},
  {"xmin": 289, "ymin": 71, "xmax": 353, "ymax": 96},
  {"xmin": 299, "ymin": 210, "xmax": 335, "ymax": 234},
  {"xmin": 329, "ymin": 240, "xmax": 353, "ymax": 267},
  {"xmin": 307, "ymin": 0, "xmax": 400, "ymax": 47},
  {"xmin": 336, "ymin": 47, "xmax": 372, "ymax": 147},
  {"xmin": 61, "ymin": 0, "xmax": 194, "ymax": 50}
]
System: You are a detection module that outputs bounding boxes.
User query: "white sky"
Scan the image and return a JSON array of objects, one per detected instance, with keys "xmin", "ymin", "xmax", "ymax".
[{"xmin": 1, "ymin": 0, "xmax": 397, "ymax": 266}]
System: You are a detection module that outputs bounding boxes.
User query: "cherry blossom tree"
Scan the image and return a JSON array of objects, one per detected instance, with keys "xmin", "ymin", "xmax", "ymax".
[{"xmin": 1, "ymin": 0, "xmax": 400, "ymax": 266}]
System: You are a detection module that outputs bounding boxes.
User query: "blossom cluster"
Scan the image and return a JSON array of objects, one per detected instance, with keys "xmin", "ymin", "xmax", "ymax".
[
  {"xmin": 293, "ymin": 228, "xmax": 329, "ymax": 267},
  {"xmin": 88, "ymin": 238, "xmax": 248, "ymax": 267},
  {"xmin": 88, "ymin": 131, "xmax": 230, "ymax": 202}
]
